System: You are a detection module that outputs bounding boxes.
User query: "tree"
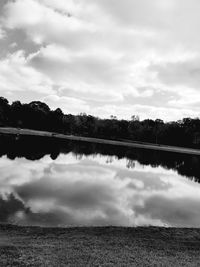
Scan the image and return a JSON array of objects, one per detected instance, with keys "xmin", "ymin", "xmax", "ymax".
[{"xmin": 0, "ymin": 97, "xmax": 10, "ymax": 126}]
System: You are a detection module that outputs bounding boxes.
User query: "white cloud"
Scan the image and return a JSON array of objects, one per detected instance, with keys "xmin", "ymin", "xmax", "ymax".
[
  {"xmin": 1, "ymin": 0, "xmax": 200, "ymax": 120},
  {"xmin": 43, "ymin": 95, "xmax": 90, "ymax": 114},
  {"xmin": 0, "ymin": 50, "xmax": 54, "ymax": 95},
  {"xmin": 3, "ymin": 0, "xmax": 96, "ymax": 46},
  {"xmin": 92, "ymin": 104, "xmax": 199, "ymax": 121},
  {"xmin": 40, "ymin": 0, "xmax": 82, "ymax": 16},
  {"xmin": 28, "ymin": 44, "xmax": 127, "ymax": 99},
  {"xmin": 2, "ymin": 153, "xmax": 200, "ymax": 227}
]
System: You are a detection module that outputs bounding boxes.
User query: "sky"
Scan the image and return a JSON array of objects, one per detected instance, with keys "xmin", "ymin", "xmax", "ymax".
[{"xmin": 0, "ymin": 0, "xmax": 200, "ymax": 121}]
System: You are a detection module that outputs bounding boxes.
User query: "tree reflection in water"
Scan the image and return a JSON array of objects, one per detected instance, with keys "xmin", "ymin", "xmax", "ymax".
[{"xmin": 0, "ymin": 134, "xmax": 199, "ymax": 183}]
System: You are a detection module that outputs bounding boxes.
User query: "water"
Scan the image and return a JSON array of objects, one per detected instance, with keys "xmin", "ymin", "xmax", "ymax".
[{"xmin": 0, "ymin": 135, "xmax": 200, "ymax": 228}]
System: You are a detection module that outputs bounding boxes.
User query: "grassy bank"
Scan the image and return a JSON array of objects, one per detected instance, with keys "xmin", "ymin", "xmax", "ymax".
[
  {"xmin": 1, "ymin": 225, "xmax": 200, "ymax": 266},
  {"xmin": 1, "ymin": 127, "xmax": 200, "ymax": 156}
]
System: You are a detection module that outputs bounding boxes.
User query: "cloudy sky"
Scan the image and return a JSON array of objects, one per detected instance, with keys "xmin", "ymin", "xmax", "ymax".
[{"xmin": 0, "ymin": 0, "xmax": 200, "ymax": 121}]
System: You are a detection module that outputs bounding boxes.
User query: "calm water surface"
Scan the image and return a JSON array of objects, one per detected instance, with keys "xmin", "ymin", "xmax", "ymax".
[{"xmin": 1, "ymin": 136, "xmax": 200, "ymax": 227}]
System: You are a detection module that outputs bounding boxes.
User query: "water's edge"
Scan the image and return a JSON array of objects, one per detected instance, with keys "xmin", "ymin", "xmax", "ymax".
[{"xmin": 1, "ymin": 127, "xmax": 200, "ymax": 155}]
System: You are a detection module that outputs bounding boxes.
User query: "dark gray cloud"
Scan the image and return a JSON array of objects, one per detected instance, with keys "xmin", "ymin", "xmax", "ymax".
[
  {"xmin": 134, "ymin": 195, "xmax": 200, "ymax": 227},
  {"xmin": 0, "ymin": 193, "xmax": 29, "ymax": 222},
  {"xmin": 151, "ymin": 58, "xmax": 200, "ymax": 89}
]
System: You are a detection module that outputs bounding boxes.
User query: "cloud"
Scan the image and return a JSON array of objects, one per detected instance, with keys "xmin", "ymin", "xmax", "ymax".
[
  {"xmin": 0, "ymin": 27, "xmax": 6, "ymax": 39},
  {"xmin": 151, "ymin": 57, "xmax": 200, "ymax": 89},
  {"xmin": 88, "ymin": 0, "xmax": 200, "ymax": 48},
  {"xmin": 134, "ymin": 195, "xmax": 200, "ymax": 227},
  {"xmin": 1, "ymin": 151, "xmax": 200, "ymax": 227},
  {"xmin": 1, "ymin": 0, "xmax": 200, "ymax": 120},
  {"xmin": 149, "ymin": 57, "xmax": 200, "ymax": 108},
  {"xmin": 42, "ymin": 94, "xmax": 199, "ymax": 120},
  {"xmin": 28, "ymin": 44, "xmax": 128, "ymax": 103},
  {"xmin": 0, "ymin": 50, "xmax": 54, "ymax": 97},
  {"xmin": 43, "ymin": 95, "xmax": 90, "ymax": 114},
  {"xmin": 3, "ymin": 0, "xmax": 96, "ymax": 47},
  {"xmin": 40, "ymin": 0, "xmax": 83, "ymax": 16},
  {"xmin": 92, "ymin": 104, "xmax": 199, "ymax": 121},
  {"xmin": 88, "ymin": 0, "xmax": 172, "ymax": 28},
  {"xmin": 29, "ymin": 44, "xmax": 125, "ymax": 86},
  {"xmin": 0, "ymin": 193, "xmax": 28, "ymax": 222}
]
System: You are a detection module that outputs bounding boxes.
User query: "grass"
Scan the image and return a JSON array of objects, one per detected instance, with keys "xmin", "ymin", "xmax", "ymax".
[{"xmin": 1, "ymin": 224, "xmax": 200, "ymax": 266}]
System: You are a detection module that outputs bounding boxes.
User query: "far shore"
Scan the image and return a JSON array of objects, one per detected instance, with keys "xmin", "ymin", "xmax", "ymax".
[
  {"xmin": 0, "ymin": 127, "xmax": 200, "ymax": 155},
  {"xmin": 1, "ymin": 224, "xmax": 200, "ymax": 266}
]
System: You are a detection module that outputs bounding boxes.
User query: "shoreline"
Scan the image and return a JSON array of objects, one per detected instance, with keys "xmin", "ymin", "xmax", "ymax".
[
  {"xmin": 1, "ymin": 224, "xmax": 200, "ymax": 266},
  {"xmin": 0, "ymin": 127, "xmax": 200, "ymax": 155}
]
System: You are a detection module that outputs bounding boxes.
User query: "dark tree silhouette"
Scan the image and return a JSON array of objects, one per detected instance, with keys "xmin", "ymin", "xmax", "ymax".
[
  {"xmin": 0, "ymin": 134, "xmax": 200, "ymax": 183},
  {"xmin": 0, "ymin": 96, "xmax": 200, "ymax": 149}
]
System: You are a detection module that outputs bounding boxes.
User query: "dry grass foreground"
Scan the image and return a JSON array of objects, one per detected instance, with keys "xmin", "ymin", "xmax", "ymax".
[{"xmin": 1, "ymin": 225, "xmax": 200, "ymax": 266}]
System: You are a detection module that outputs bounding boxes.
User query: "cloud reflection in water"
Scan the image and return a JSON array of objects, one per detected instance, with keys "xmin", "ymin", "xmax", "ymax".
[{"xmin": 0, "ymin": 153, "xmax": 200, "ymax": 227}]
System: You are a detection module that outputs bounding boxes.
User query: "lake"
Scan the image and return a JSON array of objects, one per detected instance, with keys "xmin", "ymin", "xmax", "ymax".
[{"xmin": 0, "ymin": 135, "xmax": 200, "ymax": 228}]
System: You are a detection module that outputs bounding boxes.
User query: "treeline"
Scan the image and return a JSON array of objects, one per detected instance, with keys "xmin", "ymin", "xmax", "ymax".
[{"xmin": 0, "ymin": 96, "xmax": 200, "ymax": 148}]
